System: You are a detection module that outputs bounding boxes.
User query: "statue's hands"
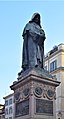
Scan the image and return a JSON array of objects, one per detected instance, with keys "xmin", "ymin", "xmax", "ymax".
[{"xmin": 40, "ymin": 30, "xmax": 46, "ymax": 40}]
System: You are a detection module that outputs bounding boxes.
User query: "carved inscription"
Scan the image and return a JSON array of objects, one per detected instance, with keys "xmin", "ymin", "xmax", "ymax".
[
  {"xmin": 36, "ymin": 99, "xmax": 53, "ymax": 115},
  {"xmin": 15, "ymin": 99, "xmax": 29, "ymax": 117}
]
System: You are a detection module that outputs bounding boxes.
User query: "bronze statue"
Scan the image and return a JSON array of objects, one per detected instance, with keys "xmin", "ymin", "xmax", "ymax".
[{"xmin": 22, "ymin": 13, "xmax": 46, "ymax": 70}]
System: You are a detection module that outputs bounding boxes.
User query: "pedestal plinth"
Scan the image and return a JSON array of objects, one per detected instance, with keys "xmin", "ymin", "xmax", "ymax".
[{"xmin": 10, "ymin": 67, "xmax": 60, "ymax": 119}]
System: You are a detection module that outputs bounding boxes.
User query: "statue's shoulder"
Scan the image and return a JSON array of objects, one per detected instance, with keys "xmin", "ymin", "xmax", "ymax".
[
  {"xmin": 22, "ymin": 23, "xmax": 32, "ymax": 36},
  {"xmin": 24, "ymin": 22, "xmax": 31, "ymax": 29}
]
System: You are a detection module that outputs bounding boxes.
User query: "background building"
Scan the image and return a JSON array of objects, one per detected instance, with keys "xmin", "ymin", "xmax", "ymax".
[
  {"xmin": 0, "ymin": 104, "xmax": 5, "ymax": 119},
  {"xmin": 3, "ymin": 93, "xmax": 14, "ymax": 119},
  {"xmin": 44, "ymin": 43, "xmax": 64, "ymax": 119}
]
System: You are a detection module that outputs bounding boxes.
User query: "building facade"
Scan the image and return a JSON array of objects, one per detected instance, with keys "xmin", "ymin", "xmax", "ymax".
[
  {"xmin": 44, "ymin": 43, "xmax": 64, "ymax": 119},
  {"xmin": 3, "ymin": 93, "xmax": 14, "ymax": 119}
]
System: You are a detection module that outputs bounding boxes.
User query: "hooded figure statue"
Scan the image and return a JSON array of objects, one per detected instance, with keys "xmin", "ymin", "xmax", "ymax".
[{"xmin": 22, "ymin": 13, "xmax": 46, "ymax": 70}]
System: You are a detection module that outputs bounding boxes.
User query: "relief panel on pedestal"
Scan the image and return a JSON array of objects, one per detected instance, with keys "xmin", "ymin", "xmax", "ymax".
[
  {"xmin": 15, "ymin": 99, "xmax": 29, "ymax": 117},
  {"xmin": 35, "ymin": 99, "xmax": 53, "ymax": 115},
  {"xmin": 14, "ymin": 84, "xmax": 30, "ymax": 117}
]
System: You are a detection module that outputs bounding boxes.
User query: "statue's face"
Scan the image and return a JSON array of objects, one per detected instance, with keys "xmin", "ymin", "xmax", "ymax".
[
  {"xmin": 34, "ymin": 15, "xmax": 40, "ymax": 25},
  {"xmin": 34, "ymin": 15, "xmax": 40, "ymax": 23}
]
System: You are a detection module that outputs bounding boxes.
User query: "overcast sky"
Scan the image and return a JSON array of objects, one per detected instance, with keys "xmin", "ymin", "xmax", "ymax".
[{"xmin": 0, "ymin": 0, "xmax": 64, "ymax": 104}]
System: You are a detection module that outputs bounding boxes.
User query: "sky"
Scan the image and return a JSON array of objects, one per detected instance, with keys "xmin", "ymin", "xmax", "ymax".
[{"xmin": 0, "ymin": 0, "xmax": 64, "ymax": 104}]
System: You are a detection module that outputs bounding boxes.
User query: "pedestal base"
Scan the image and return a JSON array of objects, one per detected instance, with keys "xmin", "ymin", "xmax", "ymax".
[{"xmin": 10, "ymin": 67, "xmax": 60, "ymax": 119}]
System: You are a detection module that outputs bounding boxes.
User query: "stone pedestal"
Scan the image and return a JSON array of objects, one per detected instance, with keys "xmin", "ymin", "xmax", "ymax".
[{"xmin": 10, "ymin": 67, "xmax": 60, "ymax": 119}]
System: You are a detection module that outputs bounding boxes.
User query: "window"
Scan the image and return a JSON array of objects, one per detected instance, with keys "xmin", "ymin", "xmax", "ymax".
[
  {"xmin": 9, "ymin": 106, "xmax": 12, "ymax": 114},
  {"xmin": 5, "ymin": 108, "xmax": 8, "ymax": 115},
  {"xmin": 9, "ymin": 117, "xmax": 12, "ymax": 119},
  {"xmin": 50, "ymin": 60, "xmax": 57, "ymax": 72},
  {"xmin": 5, "ymin": 100, "xmax": 8, "ymax": 106},
  {"xmin": 9, "ymin": 98, "xmax": 12, "ymax": 105}
]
